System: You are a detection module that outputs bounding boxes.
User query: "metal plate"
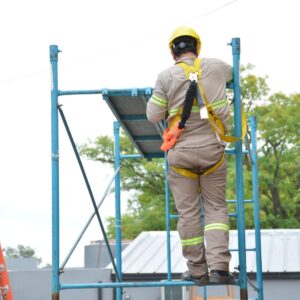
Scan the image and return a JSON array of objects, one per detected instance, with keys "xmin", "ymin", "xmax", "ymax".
[{"xmin": 102, "ymin": 88, "xmax": 164, "ymax": 159}]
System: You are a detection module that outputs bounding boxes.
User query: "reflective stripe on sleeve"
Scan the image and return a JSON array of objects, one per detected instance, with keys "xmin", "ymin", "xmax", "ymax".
[
  {"xmin": 149, "ymin": 95, "xmax": 168, "ymax": 107},
  {"xmin": 169, "ymin": 107, "xmax": 181, "ymax": 116},
  {"xmin": 181, "ymin": 236, "xmax": 204, "ymax": 246},
  {"xmin": 190, "ymin": 99, "xmax": 229, "ymax": 114},
  {"xmin": 204, "ymin": 223, "xmax": 229, "ymax": 232},
  {"xmin": 209, "ymin": 98, "xmax": 229, "ymax": 110},
  {"xmin": 170, "ymin": 105, "xmax": 201, "ymax": 114}
]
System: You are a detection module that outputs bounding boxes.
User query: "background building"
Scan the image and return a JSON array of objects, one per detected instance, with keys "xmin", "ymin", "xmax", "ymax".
[{"xmin": 7, "ymin": 229, "xmax": 300, "ymax": 300}]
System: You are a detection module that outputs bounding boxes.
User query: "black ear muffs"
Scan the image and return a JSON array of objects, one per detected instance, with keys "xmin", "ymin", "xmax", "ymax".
[
  {"xmin": 172, "ymin": 41, "xmax": 187, "ymax": 51},
  {"xmin": 178, "ymin": 42, "xmax": 187, "ymax": 49},
  {"xmin": 172, "ymin": 38, "xmax": 197, "ymax": 56}
]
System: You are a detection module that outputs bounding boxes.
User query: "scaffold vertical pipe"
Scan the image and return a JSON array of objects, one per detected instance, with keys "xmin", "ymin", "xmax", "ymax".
[
  {"xmin": 250, "ymin": 116, "xmax": 264, "ymax": 300},
  {"xmin": 114, "ymin": 121, "xmax": 123, "ymax": 300},
  {"xmin": 50, "ymin": 45, "xmax": 60, "ymax": 300},
  {"xmin": 201, "ymin": 199, "xmax": 207, "ymax": 300},
  {"xmin": 165, "ymin": 155, "xmax": 172, "ymax": 281},
  {"xmin": 231, "ymin": 38, "xmax": 248, "ymax": 299}
]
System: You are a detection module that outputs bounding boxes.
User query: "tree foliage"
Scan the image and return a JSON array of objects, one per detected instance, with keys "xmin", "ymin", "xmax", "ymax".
[
  {"xmin": 80, "ymin": 136, "xmax": 177, "ymax": 240},
  {"xmin": 253, "ymin": 93, "xmax": 300, "ymax": 227},
  {"xmin": 80, "ymin": 65, "xmax": 300, "ymax": 239},
  {"xmin": 240, "ymin": 63, "xmax": 270, "ymax": 111},
  {"xmin": 4, "ymin": 245, "xmax": 42, "ymax": 265}
]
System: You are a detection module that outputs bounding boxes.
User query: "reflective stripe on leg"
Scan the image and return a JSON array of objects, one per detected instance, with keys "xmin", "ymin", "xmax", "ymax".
[
  {"xmin": 181, "ymin": 236, "xmax": 204, "ymax": 246},
  {"xmin": 204, "ymin": 223, "xmax": 229, "ymax": 232}
]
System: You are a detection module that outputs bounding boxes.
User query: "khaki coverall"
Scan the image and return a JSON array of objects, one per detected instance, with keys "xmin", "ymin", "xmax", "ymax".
[{"xmin": 146, "ymin": 57, "xmax": 232, "ymax": 277}]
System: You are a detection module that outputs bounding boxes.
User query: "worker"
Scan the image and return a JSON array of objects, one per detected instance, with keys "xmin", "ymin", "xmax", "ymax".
[{"xmin": 146, "ymin": 26, "xmax": 233, "ymax": 285}]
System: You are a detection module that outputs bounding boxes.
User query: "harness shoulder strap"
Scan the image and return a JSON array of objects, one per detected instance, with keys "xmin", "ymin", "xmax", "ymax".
[
  {"xmin": 177, "ymin": 58, "xmax": 201, "ymax": 80},
  {"xmin": 177, "ymin": 58, "xmax": 247, "ymax": 142}
]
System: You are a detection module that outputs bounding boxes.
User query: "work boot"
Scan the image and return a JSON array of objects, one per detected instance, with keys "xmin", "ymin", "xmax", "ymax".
[
  {"xmin": 209, "ymin": 270, "xmax": 234, "ymax": 285},
  {"xmin": 181, "ymin": 271, "xmax": 209, "ymax": 286}
]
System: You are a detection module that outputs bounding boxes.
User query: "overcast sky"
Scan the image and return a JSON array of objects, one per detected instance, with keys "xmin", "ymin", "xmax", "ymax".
[{"xmin": 0, "ymin": 0, "xmax": 299, "ymax": 267}]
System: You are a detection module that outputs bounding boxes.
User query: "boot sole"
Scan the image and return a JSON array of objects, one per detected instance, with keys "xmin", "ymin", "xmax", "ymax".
[
  {"xmin": 209, "ymin": 274, "xmax": 235, "ymax": 285},
  {"xmin": 192, "ymin": 275, "xmax": 209, "ymax": 286}
]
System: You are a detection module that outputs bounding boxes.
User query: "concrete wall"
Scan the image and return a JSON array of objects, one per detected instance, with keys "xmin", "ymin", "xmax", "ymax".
[
  {"xmin": 6, "ymin": 257, "xmax": 39, "ymax": 270},
  {"xmin": 8, "ymin": 269, "xmax": 300, "ymax": 300},
  {"xmin": 9, "ymin": 268, "xmax": 113, "ymax": 300},
  {"xmin": 7, "ymin": 251, "xmax": 300, "ymax": 300},
  {"xmin": 259, "ymin": 279, "xmax": 300, "ymax": 300},
  {"xmin": 85, "ymin": 241, "xmax": 129, "ymax": 268}
]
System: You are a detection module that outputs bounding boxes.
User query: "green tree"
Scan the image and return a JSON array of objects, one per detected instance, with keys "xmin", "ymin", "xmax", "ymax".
[
  {"xmin": 80, "ymin": 136, "xmax": 177, "ymax": 239},
  {"xmin": 80, "ymin": 66, "xmax": 300, "ymax": 239},
  {"xmin": 226, "ymin": 65, "xmax": 270, "ymax": 229},
  {"xmin": 4, "ymin": 245, "xmax": 42, "ymax": 265},
  {"xmin": 253, "ymin": 93, "xmax": 300, "ymax": 228},
  {"xmin": 240, "ymin": 64, "xmax": 270, "ymax": 112}
]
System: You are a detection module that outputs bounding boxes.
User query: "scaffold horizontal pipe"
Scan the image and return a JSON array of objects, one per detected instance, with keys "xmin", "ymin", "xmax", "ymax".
[
  {"xmin": 120, "ymin": 154, "xmax": 143, "ymax": 160},
  {"xmin": 230, "ymin": 248, "xmax": 256, "ymax": 252},
  {"xmin": 103, "ymin": 88, "xmax": 153, "ymax": 96},
  {"xmin": 58, "ymin": 88, "xmax": 155, "ymax": 97},
  {"xmin": 225, "ymin": 149, "xmax": 249, "ymax": 155},
  {"xmin": 61, "ymin": 280, "xmax": 239, "ymax": 290},
  {"xmin": 169, "ymin": 214, "xmax": 179, "ymax": 219},
  {"xmin": 59, "ymin": 89, "xmax": 104, "ymax": 96},
  {"xmin": 226, "ymin": 199, "xmax": 254, "ymax": 204}
]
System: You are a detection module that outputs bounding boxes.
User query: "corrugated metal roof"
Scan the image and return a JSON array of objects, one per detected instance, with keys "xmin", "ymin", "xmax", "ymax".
[{"xmin": 108, "ymin": 229, "xmax": 300, "ymax": 274}]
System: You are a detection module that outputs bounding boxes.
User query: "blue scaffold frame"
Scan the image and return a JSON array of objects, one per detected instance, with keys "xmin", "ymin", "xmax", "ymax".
[{"xmin": 50, "ymin": 38, "xmax": 264, "ymax": 300}]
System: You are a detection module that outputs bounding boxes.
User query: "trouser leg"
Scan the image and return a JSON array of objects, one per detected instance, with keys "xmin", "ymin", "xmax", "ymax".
[
  {"xmin": 168, "ymin": 167, "xmax": 207, "ymax": 276},
  {"xmin": 200, "ymin": 159, "xmax": 231, "ymax": 271}
]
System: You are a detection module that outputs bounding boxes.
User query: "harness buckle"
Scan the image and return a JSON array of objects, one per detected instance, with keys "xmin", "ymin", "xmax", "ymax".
[
  {"xmin": 189, "ymin": 72, "xmax": 198, "ymax": 82},
  {"xmin": 200, "ymin": 106, "xmax": 209, "ymax": 119}
]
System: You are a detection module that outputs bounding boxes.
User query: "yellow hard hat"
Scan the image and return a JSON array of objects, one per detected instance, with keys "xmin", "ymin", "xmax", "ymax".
[{"xmin": 169, "ymin": 26, "xmax": 201, "ymax": 55}]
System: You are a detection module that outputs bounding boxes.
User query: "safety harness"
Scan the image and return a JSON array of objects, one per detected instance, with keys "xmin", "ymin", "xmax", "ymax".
[
  {"xmin": 161, "ymin": 72, "xmax": 198, "ymax": 152},
  {"xmin": 161, "ymin": 58, "xmax": 247, "ymax": 178}
]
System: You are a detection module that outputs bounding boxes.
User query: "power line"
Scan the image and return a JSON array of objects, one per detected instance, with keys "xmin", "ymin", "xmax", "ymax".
[
  {"xmin": 0, "ymin": 69, "xmax": 48, "ymax": 84},
  {"xmin": 186, "ymin": 0, "xmax": 239, "ymax": 23},
  {"xmin": 0, "ymin": 0, "xmax": 239, "ymax": 85}
]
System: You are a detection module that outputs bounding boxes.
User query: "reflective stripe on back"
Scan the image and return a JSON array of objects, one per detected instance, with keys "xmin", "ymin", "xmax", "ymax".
[
  {"xmin": 168, "ymin": 98, "xmax": 228, "ymax": 116},
  {"xmin": 209, "ymin": 98, "xmax": 229, "ymax": 110}
]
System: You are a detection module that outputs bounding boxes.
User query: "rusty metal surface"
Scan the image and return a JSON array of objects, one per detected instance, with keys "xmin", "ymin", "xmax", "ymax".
[{"xmin": 52, "ymin": 293, "xmax": 59, "ymax": 300}]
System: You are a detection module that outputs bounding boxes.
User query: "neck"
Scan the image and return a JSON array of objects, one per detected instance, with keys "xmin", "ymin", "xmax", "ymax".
[{"xmin": 174, "ymin": 52, "xmax": 197, "ymax": 62}]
